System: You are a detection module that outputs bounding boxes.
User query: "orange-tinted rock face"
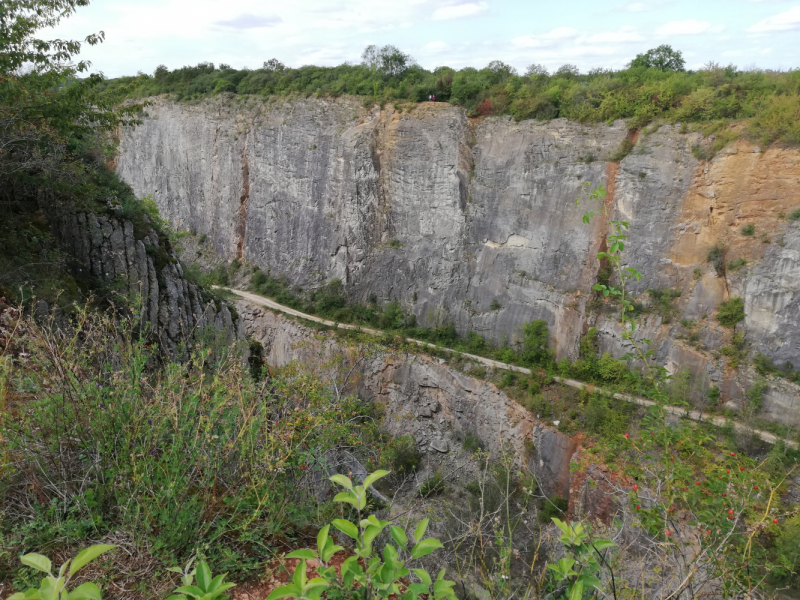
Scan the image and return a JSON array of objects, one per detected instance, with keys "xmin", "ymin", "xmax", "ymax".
[
  {"xmin": 118, "ymin": 100, "xmax": 800, "ymax": 425},
  {"xmin": 670, "ymin": 140, "xmax": 800, "ymax": 271}
]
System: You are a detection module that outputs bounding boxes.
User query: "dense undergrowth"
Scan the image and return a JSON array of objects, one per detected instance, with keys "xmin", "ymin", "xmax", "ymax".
[
  {"xmin": 0, "ymin": 306, "xmax": 414, "ymax": 594},
  {"xmin": 100, "ymin": 49, "xmax": 800, "ymax": 146}
]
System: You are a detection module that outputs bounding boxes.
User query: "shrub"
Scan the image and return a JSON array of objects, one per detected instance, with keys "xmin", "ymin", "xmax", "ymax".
[
  {"xmin": 727, "ymin": 257, "xmax": 747, "ymax": 271},
  {"xmin": 707, "ymin": 385, "xmax": 721, "ymax": 402},
  {"xmin": 419, "ymin": 472, "xmax": 445, "ymax": 497},
  {"xmin": 717, "ymin": 296, "xmax": 746, "ymax": 328},
  {"xmin": 538, "ymin": 495, "xmax": 568, "ymax": 523},
  {"xmin": 740, "ymin": 224, "xmax": 755, "ymax": 236},
  {"xmin": 597, "ymin": 352, "xmax": 627, "ymax": 382},
  {"xmin": 521, "ymin": 319, "xmax": 552, "ymax": 366},
  {"xmin": 608, "ymin": 138, "xmax": 634, "ymax": 162},
  {"xmin": 647, "ymin": 288, "xmax": 681, "ymax": 323},
  {"xmin": 707, "ymin": 245, "xmax": 726, "ymax": 276},
  {"xmin": 721, "ymin": 331, "xmax": 747, "ymax": 369},
  {"xmin": 753, "ymin": 353, "xmax": 778, "ymax": 376},
  {"xmin": 490, "ymin": 298, "xmax": 502, "ymax": 310},
  {"xmin": 463, "ymin": 433, "xmax": 484, "ymax": 453},
  {"xmin": 387, "ymin": 435, "xmax": 423, "ymax": 474},
  {"xmin": 746, "ymin": 380, "xmax": 768, "ymax": 413}
]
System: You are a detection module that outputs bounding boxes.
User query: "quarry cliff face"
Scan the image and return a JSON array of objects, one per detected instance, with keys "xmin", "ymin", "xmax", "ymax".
[{"xmin": 117, "ymin": 96, "xmax": 800, "ymax": 407}]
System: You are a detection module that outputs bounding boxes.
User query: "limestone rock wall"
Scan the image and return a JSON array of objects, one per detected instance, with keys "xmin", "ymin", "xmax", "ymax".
[
  {"xmin": 237, "ymin": 302, "xmax": 581, "ymax": 493},
  {"xmin": 54, "ymin": 211, "xmax": 238, "ymax": 354},
  {"xmin": 118, "ymin": 97, "xmax": 800, "ymax": 412}
]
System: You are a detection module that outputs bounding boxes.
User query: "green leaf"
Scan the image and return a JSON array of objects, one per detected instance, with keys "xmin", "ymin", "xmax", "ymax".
[
  {"xmin": 70, "ymin": 545, "xmax": 116, "ymax": 578},
  {"xmin": 390, "ymin": 525, "xmax": 407, "ymax": 547},
  {"xmin": 332, "ymin": 519, "xmax": 359, "ymax": 539},
  {"xmin": 167, "ymin": 567, "xmax": 184, "ymax": 574},
  {"xmin": 363, "ymin": 469, "xmax": 390, "ymax": 488},
  {"xmin": 266, "ymin": 584, "xmax": 301, "ymax": 600},
  {"xmin": 329, "ymin": 474, "xmax": 353, "ymax": 489},
  {"xmin": 333, "ymin": 492, "xmax": 358, "ymax": 507},
  {"xmin": 414, "ymin": 519, "xmax": 429, "ymax": 543},
  {"xmin": 286, "ymin": 549, "xmax": 318, "ymax": 560},
  {"xmin": 67, "ymin": 583, "xmax": 102, "ymax": 600},
  {"xmin": 592, "ymin": 540, "xmax": 616, "ymax": 551},
  {"xmin": 165, "ymin": 595, "xmax": 187, "ymax": 600},
  {"xmin": 206, "ymin": 574, "xmax": 227, "ymax": 594},
  {"xmin": 320, "ymin": 542, "xmax": 343, "ymax": 563},
  {"xmin": 413, "ymin": 568, "xmax": 432, "ymax": 586},
  {"xmin": 411, "ymin": 538, "xmax": 443, "ymax": 560},
  {"xmin": 173, "ymin": 586, "xmax": 204, "ymax": 599},
  {"xmin": 316, "ymin": 525, "xmax": 330, "ymax": 557},
  {"xmin": 577, "ymin": 574, "xmax": 602, "ymax": 590},
  {"xmin": 20, "ymin": 554, "xmax": 52, "ymax": 574},
  {"xmin": 407, "ymin": 583, "xmax": 429, "ymax": 595},
  {"xmin": 195, "ymin": 562, "xmax": 212, "ymax": 592},
  {"xmin": 568, "ymin": 580, "xmax": 584, "ymax": 600},
  {"xmin": 292, "ymin": 561, "xmax": 307, "ymax": 591}
]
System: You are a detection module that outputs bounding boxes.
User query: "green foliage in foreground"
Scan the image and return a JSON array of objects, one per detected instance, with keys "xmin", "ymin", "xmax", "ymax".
[
  {"xmin": 272, "ymin": 472, "xmax": 455, "ymax": 600},
  {"xmin": 101, "ymin": 45, "xmax": 800, "ymax": 146},
  {"xmin": 0, "ymin": 309, "xmax": 395, "ymax": 587},
  {"xmin": 9, "ymin": 544, "xmax": 116, "ymax": 600}
]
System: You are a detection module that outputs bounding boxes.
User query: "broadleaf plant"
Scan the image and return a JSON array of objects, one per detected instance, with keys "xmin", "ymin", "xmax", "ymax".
[
  {"xmin": 269, "ymin": 471, "xmax": 457, "ymax": 600},
  {"xmin": 9, "ymin": 545, "xmax": 116, "ymax": 600}
]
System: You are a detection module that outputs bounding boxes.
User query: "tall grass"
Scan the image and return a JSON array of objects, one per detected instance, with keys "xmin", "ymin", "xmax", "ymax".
[{"xmin": 0, "ymin": 306, "xmax": 387, "ymax": 591}]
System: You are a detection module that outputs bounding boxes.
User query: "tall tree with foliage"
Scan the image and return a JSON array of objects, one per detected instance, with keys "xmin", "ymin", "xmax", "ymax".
[
  {"xmin": 629, "ymin": 44, "xmax": 686, "ymax": 72},
  {"xmin": 0, "ymin": 0, "xmax": 139, "ymax": 191}
]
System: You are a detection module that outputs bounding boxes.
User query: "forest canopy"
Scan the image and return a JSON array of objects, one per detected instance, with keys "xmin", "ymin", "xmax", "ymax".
[{"xmin": 100, "ymin": 44, "xmax": 800, "ymax": 145}]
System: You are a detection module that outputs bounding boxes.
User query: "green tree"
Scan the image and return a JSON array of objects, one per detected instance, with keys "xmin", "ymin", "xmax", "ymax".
[
  {"xmin": 717, "ymin": 296, "xmax": 746, "ymax": 329},
  {"xmin": 521, "ymin": 319, "xmax": 552, "ymax": 366},
  {"xmin": 0, "ymin": 0, "xmax": 139, "ymax": 185},
  {"xmin": 629, "ymin": 44, "xmax": 686, "ymax": 72}
]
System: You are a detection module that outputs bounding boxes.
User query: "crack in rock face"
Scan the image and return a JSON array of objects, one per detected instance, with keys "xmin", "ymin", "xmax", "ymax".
[{"xmin": 118, "ymin": 98, "xmax": 800, "ymax": 424}]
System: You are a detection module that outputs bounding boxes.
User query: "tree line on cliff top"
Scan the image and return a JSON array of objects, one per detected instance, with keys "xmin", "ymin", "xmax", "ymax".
[{"xmin": 101, "ymin": 44, "xmax": 800, "ymax": 146}]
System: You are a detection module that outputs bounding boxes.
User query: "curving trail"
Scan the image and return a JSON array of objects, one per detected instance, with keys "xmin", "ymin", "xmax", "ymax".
[{"xmin": 222, "ymin": 287, "xmax": 797, "ymax": 449}]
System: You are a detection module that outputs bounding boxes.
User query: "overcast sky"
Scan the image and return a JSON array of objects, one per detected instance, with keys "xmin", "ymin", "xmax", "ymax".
[{"xmin": 50, "ymin": 0, "xmax": 800, "ymax": 77}]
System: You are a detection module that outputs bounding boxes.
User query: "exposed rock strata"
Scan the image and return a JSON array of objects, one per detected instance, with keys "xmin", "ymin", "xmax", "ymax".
[
  {"xmin": 54, "ymin": 211, "xmax": 238, "ymax": 354},
  {"xmin": 118, "ymin": 97, "xmax": 800, "ymax": 413},
  {"xmin": 239, "ymin": 302, "xmax": 578, "ymax": 497}
]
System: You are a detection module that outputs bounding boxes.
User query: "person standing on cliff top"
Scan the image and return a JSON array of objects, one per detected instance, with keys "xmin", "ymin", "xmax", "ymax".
[{"xmin": 432, "ymin": 94, "xmax": 435, "ymax": 102}]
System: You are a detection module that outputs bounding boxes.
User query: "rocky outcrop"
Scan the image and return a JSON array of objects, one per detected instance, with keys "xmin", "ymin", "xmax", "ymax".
[
  {"xmin": 238, "ymin": 302, "xmax": 577, "ymax": 494},
  {"xmin": 54, "ymin": 211, "xmax": 238, "ymax": 354},
  {"xmin": 118, "ymin": 97, "xmax": 800, "ymax": 412}
]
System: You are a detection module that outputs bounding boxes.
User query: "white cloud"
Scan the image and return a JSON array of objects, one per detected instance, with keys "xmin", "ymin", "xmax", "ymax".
[
  {"xmin": 585, "ymin": 26, "xmax": 644, "ymax": 43},
  {"xmin": 511, "ymin": 28, "xmax": 579, "ymax": 48},
  {"xmin": 656, "ymin": 19, "xmax": 723, "ymax": 35},
  {"xmin": 748, "ymin": 6, "xmax": 800, "ymax": 31},
  {"xmin": 423, "ymin": 41, "xmax": 450, "ymax": 52},
  {"xmin": 215, "ymin": 14, "xmax": 281, "ymax": 29},
  {"xmin": 431, "ymin": 2, "xmax": 488, "ymax": 21}
]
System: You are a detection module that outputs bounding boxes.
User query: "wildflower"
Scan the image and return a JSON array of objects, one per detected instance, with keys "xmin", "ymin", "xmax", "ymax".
[
  {"xmin": 665, "ymin": 530, "xmax": 671, "ymax": 536},
  {"xmin": 728, "ymin": 509, "xmax": 734, "ymax": 514},
  {"xmin": 301, "ymin": 465, "xmax": 306, "ymax": 470},
  {"xmin": 773, "ymin": 519, "xmax": 778, "ymax": 524},
  {"xmin": 633, "ymin": 484, "xmax": 638, "ymax": 491},
  {"xmin": 624, "ymin": 433, "xmax": 629, "ymax": 439},
  {"xmin": 636, "ymin": 505, "xmax": 640, "ymax": 510},
  {"xmin": 696, "ymin": 481, "xmax": 700, "ymax": 486},
  {"xmin": 730, "ymin": 452, "xmax": 736, "ymax": 456},
  {"xmin": 753, "ymin": 486, "xmax": 759, "ymax": 490}
]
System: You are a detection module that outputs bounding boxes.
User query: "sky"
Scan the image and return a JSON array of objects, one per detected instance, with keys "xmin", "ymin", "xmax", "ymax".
[{"xmin": 49, "ymin": 0, "xmax": 800, "ymax": 78}]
